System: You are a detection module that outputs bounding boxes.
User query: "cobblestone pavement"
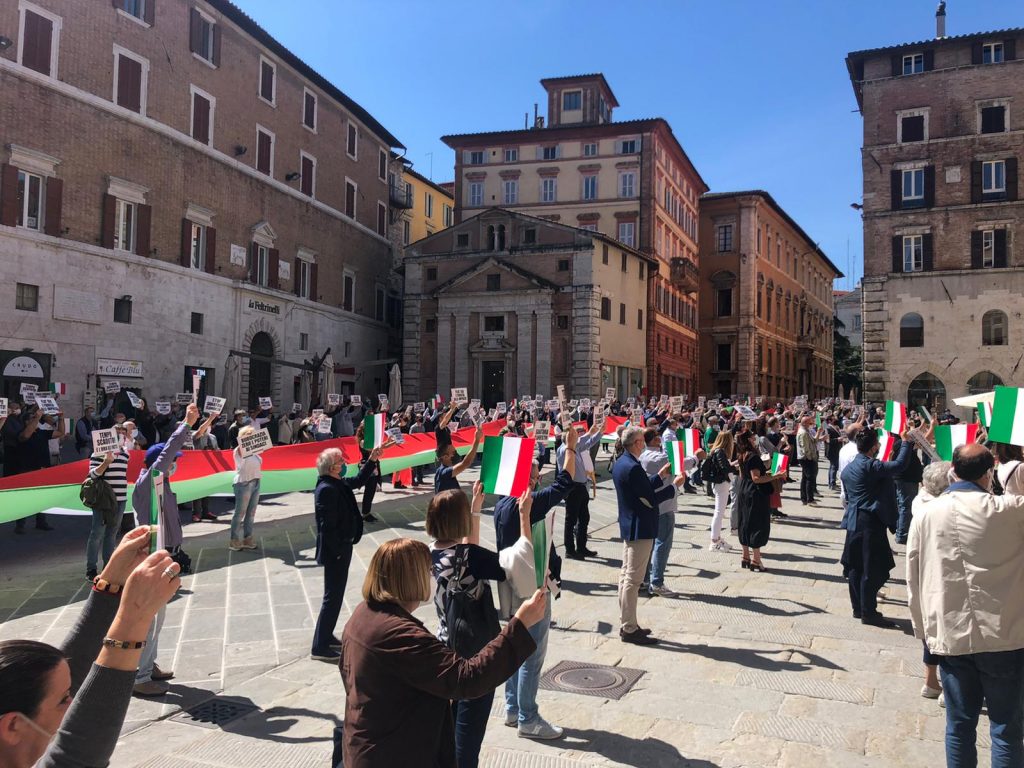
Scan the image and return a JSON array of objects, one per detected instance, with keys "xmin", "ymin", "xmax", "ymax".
[{"xmin": 0, "ymin": 460, "xmax": 986, "ymax": 767}]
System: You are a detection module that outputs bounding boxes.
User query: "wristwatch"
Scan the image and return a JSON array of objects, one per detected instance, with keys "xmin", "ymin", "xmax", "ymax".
[{"xmin": 92, "ymin": 577, "xmax": 122, "ymax": 594}]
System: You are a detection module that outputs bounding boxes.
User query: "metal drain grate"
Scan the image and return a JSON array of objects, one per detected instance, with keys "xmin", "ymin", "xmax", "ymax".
[
  {"xmin": 170, "ymin": 697, "xmax": 258, "ymax": 729},
  {"xmin": 538, "ymin": 660, "xmax": 644, "ymax": 700}
]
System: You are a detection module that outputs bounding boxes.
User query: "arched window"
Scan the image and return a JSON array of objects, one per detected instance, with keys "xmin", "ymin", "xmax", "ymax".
[
  {"xmin": 967, "ymin": 371, "xmax": 1003, "ymax": 394},
  {"xmin": 900, "ymin": 313, "xmax": 924, "ymax": 347},
  {"xmin": 908, "ymin": 372, "xmax": 946, "ymax": 412},
  {"xmin": 982, "ymin": 310, "xmax": 1008, "ymax": 346}
]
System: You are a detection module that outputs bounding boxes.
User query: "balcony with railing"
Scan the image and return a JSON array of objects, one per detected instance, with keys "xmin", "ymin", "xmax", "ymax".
[
  {"xmin": 389, "ymin": 182, "xmax": 413, "ymax": 209},
  {"xmin": 670, "ymin": 257, "xmax": 699, "ymax": 294}
]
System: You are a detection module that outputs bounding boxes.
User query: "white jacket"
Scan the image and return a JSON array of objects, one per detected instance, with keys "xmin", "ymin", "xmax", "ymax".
[{"xmin": 907, "ymin": 486, "xmax": 1024, "ymax": 656}]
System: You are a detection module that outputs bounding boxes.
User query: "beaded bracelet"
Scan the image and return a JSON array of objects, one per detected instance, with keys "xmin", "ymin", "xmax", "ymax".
[
  {"xmin": 102, "ymin": 637, "xmax": 147, "ymax": 650},
  {"xmin": 92, "ymin": 578, "xmax": 122, "ymax": 594}
]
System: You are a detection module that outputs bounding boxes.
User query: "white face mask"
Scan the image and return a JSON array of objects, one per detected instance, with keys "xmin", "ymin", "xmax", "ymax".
[{"xmin": 18, "ymin": 711, "xmax": 57, "ymax": 744}]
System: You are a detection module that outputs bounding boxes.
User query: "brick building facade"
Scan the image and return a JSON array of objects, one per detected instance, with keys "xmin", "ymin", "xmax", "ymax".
[{"xmin": 0, "ymin": 0, "xmax": 403, "ymax": 410}]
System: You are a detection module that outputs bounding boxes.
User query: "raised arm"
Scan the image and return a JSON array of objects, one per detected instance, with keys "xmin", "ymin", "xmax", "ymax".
[{"xmin": 453, "ymin": 425, "xmax": 483, "ymax": 478}]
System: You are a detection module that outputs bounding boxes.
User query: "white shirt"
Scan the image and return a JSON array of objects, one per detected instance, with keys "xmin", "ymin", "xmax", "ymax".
[
  {"xmin": 837, "ymin": 441, "xmax": 859, "ymax": 504},
  {"xmin": 233, "ymin": 449, "xmax": 263, "ymax": 484}
]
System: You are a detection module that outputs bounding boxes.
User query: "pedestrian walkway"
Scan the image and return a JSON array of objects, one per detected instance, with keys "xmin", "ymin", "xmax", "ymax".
[{"xmin": 0, "ymin": 463, "xmax": 986, "ymax": 767}]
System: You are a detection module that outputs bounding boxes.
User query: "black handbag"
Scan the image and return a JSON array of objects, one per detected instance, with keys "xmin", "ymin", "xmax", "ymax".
[{"xmin": 442, "ymin": 545, "xmax": 500, "ymax": 659}]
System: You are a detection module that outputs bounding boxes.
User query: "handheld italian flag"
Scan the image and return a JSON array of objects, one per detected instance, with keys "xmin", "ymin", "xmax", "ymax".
[
  {"xmin": 877, "ymin": 429, "xmax": 896, "ymax": 461},
  {"xmin": 429, "ymin": 394, "xmax": 443, "ymax": 410},
  {"xmin": 49, "ymin": 382, "xmax": 68, "ymax": 396},
  {"xmin": 675, "ymin": 428, "xmax": 702, "ymax": 457},
  {"xmin": 883, "ymin": 401, "xmax": 908, "ymax": 434},
  {"xmin": 988, "ymin": 386, "xmax": 1024, "ymax": 446},
  {"xmin": 977, "ymin": 401, "xmax": 993, "ymax": 429},
  {"xmin": 814, "ymin": 412, "xmax": 821, "ymax": 429},
  {"xmin": 666, "ymin": 440, "xmax": 687, "ymax": 475},
  {"xmin": 481, "ymin": 436, "xmax": 536, "ymax": 496},
  {"xmin": 934, "ymin": 423, "xmax": 980, "ymax": 461},
  {"xmin": 362, "ymin": 413, "xmax": 385, "ymax": 450},
  {"xmin": 769, "ymin": 453, "xmax": 789, "ymax": 474}
]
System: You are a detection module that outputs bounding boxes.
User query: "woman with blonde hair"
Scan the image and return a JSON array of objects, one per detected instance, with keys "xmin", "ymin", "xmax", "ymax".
[
  {"xmin": 707, "ymin": 430, "xmax": 738, "ymax": 551},
  {"xmin": 229, "ymin": 425, "xmax": 262, "ymax": 551},
  {"xmin": 340, "ymin": 538, "xmax": 547, "ymax": 768}
]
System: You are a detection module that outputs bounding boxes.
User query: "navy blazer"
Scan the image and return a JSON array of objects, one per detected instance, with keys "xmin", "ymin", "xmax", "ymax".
[
  {"xmin": 612, "ymin": 452, "xmax": 674, "ymax": 541},
  {"xmin": 839, "ymin": 442, "xmax": 911, "ymax": 533},
  {"xmin": 314, "ymin": 460, "xmax": 376, "ymax": 564}
]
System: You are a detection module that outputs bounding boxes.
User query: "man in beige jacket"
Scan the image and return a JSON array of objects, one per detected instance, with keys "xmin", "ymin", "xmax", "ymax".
[{"xmin": 907, "ymin": 442, "xmax": 1024, "ymax": 767}]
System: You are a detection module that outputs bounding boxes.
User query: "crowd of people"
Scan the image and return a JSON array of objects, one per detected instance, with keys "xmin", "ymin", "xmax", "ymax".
[{"xmin": 2, "ymin": 390, "xmax": 1022, "ymax": 768}]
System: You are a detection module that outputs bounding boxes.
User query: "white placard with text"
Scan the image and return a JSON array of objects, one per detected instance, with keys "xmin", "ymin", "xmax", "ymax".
[{"xmin": 238, "ymin": 428, "xmax": 273, "ymax": 457}]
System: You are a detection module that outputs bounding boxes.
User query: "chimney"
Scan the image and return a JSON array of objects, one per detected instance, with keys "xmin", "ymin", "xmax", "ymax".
[
  {"xmin": 936, "ymin": 1, "xmax": 946, "ymax": 39},
  {"xmin": 532, "ymin": 103, "xmax": 538, "ymax": 130}
]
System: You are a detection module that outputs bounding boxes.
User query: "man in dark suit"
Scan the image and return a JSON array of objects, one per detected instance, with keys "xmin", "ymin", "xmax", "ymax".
[
  {"xmin": 839, "ymin": 423, "xmax": 912, "ymax": 627},
  {"xmin": 311, "ymin": 444, "xmax": 383, "ymax": 661},
  {"xmin": 612, "ymin": 425, "xmax": 681, "ymax": 645}
]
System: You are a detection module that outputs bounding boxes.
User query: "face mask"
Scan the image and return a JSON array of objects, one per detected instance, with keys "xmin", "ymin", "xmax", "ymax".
[
  {"xmin": 168, "ymin": 462, "xmax": 178, "ymax": 477},
  {"xmin": 18, "ymin": 712, "xmax": 57, "ymax": 744},
  {"xmin": 131, "ymin": 429, "xmax": 139, "ymax": 439}
]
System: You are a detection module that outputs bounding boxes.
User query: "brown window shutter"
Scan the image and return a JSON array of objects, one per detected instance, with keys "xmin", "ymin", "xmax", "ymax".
[
  {"xmin": 890, "ymin": 169, "xmax": 901, "ymax": 210},
  {"xmin": 922, "ymin": 233, "xmax": 934, "ymax": 271},
  {"xmin": 205, "ymin": 226, "xmax": 216, "ymax": 274},
  {"xmin": 890, "ymin": 55, "xmax": 901, "ymax": 77},
  {"xmin": 971, "ymin": 42, "xmax": 983, "ymax": 65},
  {"xmin": 189, "ymin": 8, "xmax": 201, "ymax": 54},
  {"xmin": 301, "ymin": 156, "xmax": 313, "ymax": 196},
  {"xmin": 23, "ymin": 12, "xmax": 53, "ymax": 76},
  {"xmin": 43, "ymin": 177, "xmax": 62, "ymax": 236},
  {"xmin": 212, "ymin": 24, "xmax": 221, "ymax": 66},
  {"xmin": 293, "ymin": 262, "xmax": 303, "ymax": 296},
  {"xmin": 923, "ymin": 50, "xmax": 934, "ymax": 71},
  {"xmin": 101, "ymin": 194, "xmax": 117, "ymax": 248},
  {"xmin": 309, "ymin": 263, "xmax": 318, "ymax": 302},
  {"xmin": 248, "ymin": 243, "xmax": 257, "ymax": 282},
  {"xmin": 994, "ymin": 229, "xmax": 1008, "ymax": 268},
  {"xmin": 970, "ymin": 161, "xmax": 983, "ymax": 203},
  {"xmin": 192, "ymin": 93, "xmax": 210, "ymax": 144},
  {"xmin": 257, "ymin": 132, "xmax": 270, "ymax": 174},
  {"xmin": 1005, "ymin": 39, "xmax": 1017, "ymax": 61},
  {"xmin": 1006, "ymin": 157, "xmax": 1018, "ymax": 201},
  {"xmin": 135, "ymin": 203, "xmax": 151, "ymax": 256},
  {"xmin": 970, "ymin": 230, "xmax": 983, "ymax": 269},
  {"xmin": 891, "ymin": 236, "xmax": 902, "ymax": 273},
  {"xmin": 180, "ymin": 218, "xmax": 192, "ymax": 267},
  {"xmin": 0, "ymin": 164, "xmax": 20, "ymax": 226},
  {"xmin": 924, "ymin": 166, "xmax": 935, "ymax": 208},
  {"xmin": 268, "ymin": 248, "xmax": 280, "ymax": 289},
  {"xmin": 117, "ymin": 55, "xmax": 142, "ymax": 112},
  {"xmin": 144, "ymin": 0, "xmax": 155, "ymax": 25},
  {"xmin": 260, "ymin": 62, "xmax": 274, "ymax": 101}
]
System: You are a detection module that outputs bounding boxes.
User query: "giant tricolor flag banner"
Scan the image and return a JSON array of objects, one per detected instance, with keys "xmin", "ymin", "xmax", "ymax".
[
  {"xmin": 877, "ymin": 429, "xmax": 896, "ymax": 461},
  {"xmin": 362, "ymin": 413, "xmax": 386, "ymax": 450},
  {"xmin": 883, "ymin": 401, "xmax": 908, "ymax": 434},
  {"xmin": 769, "ymin": 453, "xmax": 789, "ymax": 474},
  {"xmin": 480, "ymin": 436, "xmax": 536, "ymax": 496},
  {"xmin": 934, "ymin": 423, "xmax": 980, "ymax": 461},
  {"xmin": 676, "ymin": 428, "xmax": 702, "ymax": 457},
  {"xmin": 988, "ymin": 386, "xmax": 1024, "ymax": 447}
]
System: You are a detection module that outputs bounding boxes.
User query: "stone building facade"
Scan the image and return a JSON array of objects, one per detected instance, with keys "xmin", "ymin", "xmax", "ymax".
[
  {"xmin": 402, "ymin": 209, "xmax": 652, "ymax": 405},
  {"xmin": 442, "ymin": 74, "xmax": 707, "ymax": 398},
  {"xmin": 834, "ymin": 286, "xmax": 863, "ymax": 349},
  {"xmin": 847, "ymin": 15, "xmax": 1023, "ymax": 414},
  {"xmin": 0, "ymin": 0, "xmax": 403, "ymax": 410},
  {"xmin": 698, "ymin": 191, "xmax": 841, "ymax": 401}
]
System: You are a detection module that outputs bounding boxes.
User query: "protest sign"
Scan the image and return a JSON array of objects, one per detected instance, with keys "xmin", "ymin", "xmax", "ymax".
[
  {"xmin": 92, "ymin": 427, "xmax": 120, "ymax": 454},
  {"xmin": 316, "ymin": 415, "xmax": 333, "ymax": 434},
  {"xmin": 708, "ymin": 399, "xmax": 720, "ymax": 409},
  {"xmin": 175, "ymin": 393, "xmax": 192, "ymax": 404},
  {"xmin": 327, "ymin": 393, "xmax": 341, "ymax": 406},
  {"xmin": 556, "ymin": 384, "xmax": 565, "ymax": 402},
  {"xmin": 605, "ymin": 387, "xmax": 616, "ymax": 401},
  {"xmin": 103, "ymin": 381, "xmax": 121, "ymax": 394},
  {"xmin": 203, "ymin": 395, "xmax": 226, "ymax": 415},
  {"xmin": 192, "ymin": 374, "xmax": 202, "ymax": 404},
  {"xmin": 20, "ymin": 384, "xmax": 38, "ymax": 402},
  {"xmin": 697, "ymin": 396, "xmax": 706, "ymax": 409},
  {"xmin": 669, "ymin": 395, "xmax": 684, "ymax": 412},
  {"xmin": 532, "ymin": 420, "xmax": 551, "ymax": 440},
  {"xmin": 258, "ymin": 396, "xmax": 273, "ymax": 410},
  {"xmin": 182, "ymin": 432, "xmax": 194, "ymax": 450},
  {"xmin": 35, "ymin": 395, "xmax": 60, "ymax": 415},
  {"xmin": 568, "ymin": 399, "xmax": 578, "ymax": 408},
  {"xmin": 154, "ymin": 401, "xmax": 172, "ymax": 415},
  {"xmin": 452, "ymin": 387, "xmax": 468, "ymax": 404},
  {"xmin": 126, "ymin": 391, "xmax": 143, "ymax": 409},
  {"xmin": 0, "ymin": 398, "xmax": 7, "ymax": 417},
  {"xmin": 238, "ymin": 428, "xmax": 273, "ymax": 457},
  {"xmin": 385, "ymin": 427, "xmax": 404, "ymax": 444},
  {"xmin": 311, "ymin": 409, "xmax": 324, "ymax": 420},
  {"xmin": 496, "ymin": 402, "xmax": 508, "ymax": 413},
  {"xmin": 736, "ymin": 405, "xmax": 758, "ymax": 420},
  {"xmin": 291, "ymin": 402, "xmax": 302, "ymax": 413},
  {"xmin": 377, "ymin": 393, "xmax": 388, "ymax": 404},
  {"xmin": 413, "ymin": 401, "xmax": 425, "ymax": 412},
  {"xmin": 350, "ymin": 395, "xmax": 362, "ymax": 406}
]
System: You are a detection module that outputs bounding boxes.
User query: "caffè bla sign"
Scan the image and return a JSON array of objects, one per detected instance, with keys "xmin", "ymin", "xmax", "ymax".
[
  {"xmin": 97, "ymin": 358, "xmax": 143, "ymax": 377},
  {"xmin": 246, "ymin": 296, "xmax": 281, "ymax": 315}
]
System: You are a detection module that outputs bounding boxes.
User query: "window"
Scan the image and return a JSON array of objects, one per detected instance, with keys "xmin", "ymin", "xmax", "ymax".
[
  {"xmin": 982, "ymin": 310, "xmax": 1008, "ymax": 346},
  {"xmin": 297, "ymin": 258, "xmax": 312, "ymax": 299},
  {"xmin": 113, "ymin": 47, "xmax": 148, "ymax": 114},
  {"xmin": 716, "ymin": 224, "xmax": 733, "ymax": 252},
  {"xmin": 456, "ymin": 232, "xmax": 470, "ymax": 247},
  {"xmin": 256, "ymin": 127, "xmax": 274, "ymax": 175},
  {"xmin": 983, "ymin": 42, "xmax": 1004, "ymax": 64},
  {"xmin": 557, "ymin": 315, "xmax": 569, "ymax": 330},
  {"xmin": 300, "ymin": 153, "xmax": 316, "ymax": 197},
  {"xmin": 345, "ymin": 179, "xmax": 357, "ymax": 218},
  {"xmin": 617, "ymin": 222, "xmax": 635, "ymax": 247},
  {"xmin": 619, "ymin": 303, "xmax": 626, "ymax": 325},
  {"xmin": 425, "ymin": 192, "xmax": 434, "ymax": 218},
  {"xmin": 303, "ymin": 89, "xmax": 317, "ymax": 131},
  {"xmin": 114, "ymin": 199, "xmax": 136, "ymax": 252},
  {"xmin": 522, "ymin": 227, "xmax": 537, "ymax": 245},
  {"xmin": 982, "ymin": 229, "xmax": 996, "ymax": 267},
  {"xmin": 469, "ymin": 182, "xmax": 483, "ymax": 207},
  {"xmin": 343, "ymin": 273, "xmax": 354, "ymax": 311},
  {"xmin": 503, "ymin": 179, "xmax": 518, "ymax": 204},
  {"xmin": 557, "ymin": 259, "xmax": 569, "ymax": 271},
  {"xmin": 542, "ymin": 146, "xmax": 558, "ymax": 160},
  {"xmin": 443, "ymin": 204, "xmax": 453, "ymax": 227},
  {"xmin": 346, "ymin": 123, "xmax": 358, "ymax": 159},
  {"xmin": 188, "ymin": 222, "xmax": 206, "ymax": 269},
  {"xmin": 602, "ymin": 244, "xmax": 609, "ymax": 264},
  {"xmin": 562, "ymin": 90, "xmax": 581, "ymax": 110},
  {"xmin": 189, "ymin": 8, "xmax": 217, "ymax": 65},
  {"xmin": 120, "ymin": 0, "xmax": 147, "ymax": 23},
  {"xmin": 486, "ymin": 274, "xmax": 501, "ymax": 291},
  {"xmin": 853, "ymin": 314, "xmax": 862, "ymax": 330},
  {"xmin": 902, "ymin": 168, "xmax": 925, "ymax": 205},
  {"xmin": 900, "ymin": 312, "xmax": 924, "ymax": 347},
  {"xmin": 583, "ymin": 174, "xmax": 597, "ymax": 200},
  {"xmin": 259, "ymin": 57, "xmax": 276, "ymax": 105},
  {"xmin": 504, "ymin": 148, "xmax": 518, "ymax": 163},
  {"xmin": 377, "ymin": 150, "xmax": 388, "ymax": 182},
  {"xmin": 619, "ymin": 172, "xmax": 636, "ymax": 198},
  {"xmin": 252, "ymin": 244, "xmax": 269, "ymax": 286},
  {"xmin": 901, "ymin": 115, "xmax": 925, "ymax": 142},
  {"xmin": 16, "ymin": 170, "xmax": 43, "ymax": 230},
  {"xmin": 619, "ymin": 139, "xmax": 637, "ymax": 154},
  {"xmin": 579, "ymin": 223, "xmax": 598, "ymax": 232},
  {"xmin": 190, "ymin": 312, "xmax": 203, "ymax": 334},
  {"xmin": 716, "ymin": 343, "xmax": 732, "ymax": 371},
  {"xmin": 983, "ymin": 160, "xmax": 1006, "ymax": 195},
  {"xmin": 190, "ymin": 86, "xmax": 213, "ymax": 145},
  {"xmin": 981, "ymin": 105, "xmax": 1007, "ymax": 134},
  {"xmin": 18, "ymin": 5, "xmax": 60, "ymax": 77},
  {"xmin": 600, "ymin": 297, "xmax": 612, "ymax": 321},
  {"xmin": 541, "ymin": 178, "xmax": 557, "ymax": 203},
  {"xmin": 15, "ymin": 282, "xmax": 38, "ymax": 311},
  {"xmin": 377, "ymin": 202, "xmax": 387, "ymax": 236},
  {"xmin": 483, "ymin": 315, "xmax": 505, "ymax": 332},
  {"xmin": 583, "ymin": 142, "xmax": 598, "ymax": 157},
  {"xmin": 716, "ymin": 287, "xmax": 733, "ymax": 317},
  {"xmin": 401, "ymin": 219, "xmax": 410, "ymax": 245},
  {"xmin": 468, "ymin": 150, "xmax": 484, "ymax": 165},
  {"xmin": 375, "ymin": 286, "xmax": 385, "ymax": 322},
  {"xmin": 621, "ymin": 252, "xmax": 628, "ymax": 272},
  {"xmin": 114, "ymin": 297, "xmax": 132, "ymax": 324},
  {"xmin": 425, "ymin": 318, "xmax": 437, "ymax": 332},
  {"xmin": 903, "ymin": 53, "xmax": 924, "ymax": 75},
  {"xmin": 637, "ymin": 308, "xmax": 644, "ymax": 329},
  {"xmin": 426, "ymin": 266, "xmax": 438, "ymax": 281}
]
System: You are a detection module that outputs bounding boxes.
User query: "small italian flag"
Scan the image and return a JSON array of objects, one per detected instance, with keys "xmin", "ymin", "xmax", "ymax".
[
  {"xmin": 883, "ymin": 400, "xmax": 908, "ymax": 434},
  {"xmin": 362, "ymin": 413, "xmax": 385, "ymax": 450},
  {"xmin": 675, "ymin": 428, "xmax": 702, "ymax": 456},
  {"xmin": 877, "ymin": 429, "xmax": 896, "ymax": 461},
  {"xmin": 429, "ymin": 394, "xmax": 443, "ymax": 410},
  {"xmin": 770, "ymin": 453, "xmax": 789, "ymax": 474},
  {"xmin": 480, "ymin": 436, "xmax": 536, "ymax": 496},
  {"xmin": 666, "ymin": 440, "xmax": 687, "ymax": 476},
  {"xmin": 934, "ymin": 423, "xmax": 980, "ymax": 461},
  {"xmin": 988, "ymin": 386, "xmax": 1024, "ymax": 446},
  {"xmin": 49, "ymin": 382, "xmax": 67, "ymax": 396},
  {"xmin": 977, "ymin": 401, "xmax": 993, "ymax": 429}
]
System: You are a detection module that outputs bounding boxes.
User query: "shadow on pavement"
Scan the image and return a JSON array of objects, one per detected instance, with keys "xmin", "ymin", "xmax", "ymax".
[
  {"xmin": 560, "ymin": 727, "xmax": 721, "ymax": 768},
  {"xmin": 652, "ymin": 640, "xmax": 845, "ymax": 672},
  {"xmin": 684, "ymin": 593, "xmax": 825, "ymax": 617}
]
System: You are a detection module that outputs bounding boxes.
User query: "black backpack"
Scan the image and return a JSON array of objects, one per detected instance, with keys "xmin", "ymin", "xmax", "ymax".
[
  {"xmin": 80, "ymin": 475, "xmax": 118, "ymax": 526},
  {"xmin": 441, "ymin": 545, "xmax": 500, "ymax": 658}
]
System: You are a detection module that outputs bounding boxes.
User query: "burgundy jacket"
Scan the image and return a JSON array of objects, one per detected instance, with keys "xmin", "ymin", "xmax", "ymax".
[{"xmin": 340, "ymin": 599, "xmax": 536, "ymax": 768}]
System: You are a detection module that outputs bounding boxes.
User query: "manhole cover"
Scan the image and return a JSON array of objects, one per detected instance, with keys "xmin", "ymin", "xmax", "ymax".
[
  {"xmin": 170, "ymin": 697, "xmax": 258, "ymax": 729},
  {"xmin": 539, "ymin": 660, "xmax": 644, "ymax": 700}
]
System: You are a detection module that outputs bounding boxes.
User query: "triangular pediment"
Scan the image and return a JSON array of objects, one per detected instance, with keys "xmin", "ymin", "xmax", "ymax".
[{"xmin": 434, "ymin": 257, "xmax": 557, "ymax": 296}]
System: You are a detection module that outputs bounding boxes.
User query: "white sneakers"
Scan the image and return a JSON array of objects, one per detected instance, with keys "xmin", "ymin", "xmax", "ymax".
[
  {"xmin": 921, "ymin": 684, "xmax": 942, "ymax": 699},
  {"xmin": 648, "ymin": 584, "xmax": 676, "ymax": 597},
  {"xmin": 709, "ymin": 539, "xmax": 732, "ymax": 552},
  {"xmin": 517, "ymin": 716, "xmax": 564, "ymax": 740}
]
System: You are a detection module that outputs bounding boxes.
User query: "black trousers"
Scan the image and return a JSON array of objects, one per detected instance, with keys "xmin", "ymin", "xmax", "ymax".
[
  {"xmin": 312, "ymin": 546, "xmax": 353, "ymax": 653},
  {"xmin": 564, "ymin": 483, "xmax": 590, "ymax": 554},
  {"xmin": 799, "ymin": 459, "xmax": 817, "ymax": 503},
  {"xmin": 361, "ymin": 476, "xmax": 378, "ymax": 518}
]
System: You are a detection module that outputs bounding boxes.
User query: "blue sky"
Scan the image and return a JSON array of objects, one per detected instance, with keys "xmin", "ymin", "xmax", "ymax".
[{"xmin": 239, "ymin": 0, "xmax": 1021, "ymax": 289}]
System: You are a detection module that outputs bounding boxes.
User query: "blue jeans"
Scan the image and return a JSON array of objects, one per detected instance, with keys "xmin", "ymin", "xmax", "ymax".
[
  {"xmin": 452, "ymin": 689, "xmax": 493, "ymax": 768},
  {"xmin": 230, "ymin": 479, "xmax": 260, "ymax": 541},
  {"xmin": 136, "ymin": 606, "xmax": 166, "ymax": 683},
  {"xmin": 939, "ymin": 649, "xmax": 1024, "ymax": 768},
  {"xmin": 647, "ymin": 513, "xmax": 675, "ymax": 587},
  {"xmin": 505, "ymin": 597, "xmax": 551, "ymax": 725},
  {"xmin": 895, "ymin": 480, "xmax": 918, "ymax": 542},
  {"xmin": 86, "ymin": 500, "xmax": 124, "ymax": 573},
  {"xmin": 827, "ymin": 458, "xmax": 839, "ymax": 489}
]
